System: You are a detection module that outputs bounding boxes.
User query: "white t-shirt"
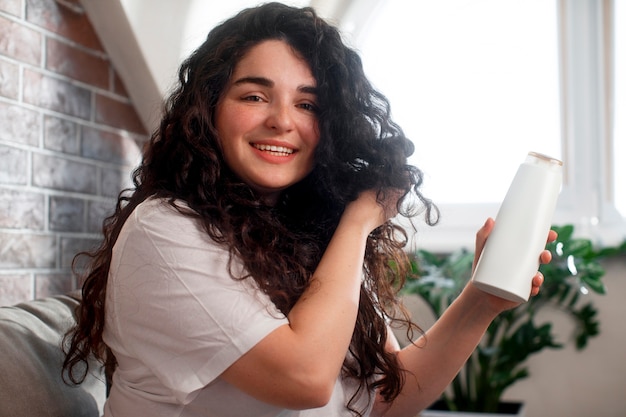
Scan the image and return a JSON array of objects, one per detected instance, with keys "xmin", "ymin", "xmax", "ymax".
[{"xmin": 102, "ymin": 198, "xmax": 373, "ymax": 417}]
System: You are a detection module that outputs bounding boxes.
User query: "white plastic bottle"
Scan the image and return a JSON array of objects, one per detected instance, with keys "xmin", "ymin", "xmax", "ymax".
[{"xmin": 471, "ymin": 151, "xmax": 563, "ymax": 303}]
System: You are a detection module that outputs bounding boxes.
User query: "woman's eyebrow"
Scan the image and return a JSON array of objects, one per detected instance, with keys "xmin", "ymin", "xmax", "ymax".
[
  {"xmin": 232, "ymin": 76, "xmax": 273, "ymax": 87},
  {"xmin": 298, "ymin": 85, "xmax": 318, "ymax": 96},
  {"xmin": 232, "ymin": 76, "xmax": 317, "ymax": 95}
]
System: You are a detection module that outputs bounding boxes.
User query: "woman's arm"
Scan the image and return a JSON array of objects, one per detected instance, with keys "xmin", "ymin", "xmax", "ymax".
[
  {"xmin": 220, "ymin": 190, "xmax": 397, "ymax": 409},
  {"xmin": 371, "ymin": 219, "xmax": 555, "ymax": 417}
]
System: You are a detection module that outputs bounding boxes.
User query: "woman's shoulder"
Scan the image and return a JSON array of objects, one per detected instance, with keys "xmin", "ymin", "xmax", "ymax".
[
  {"xmin": 134, "ymin": 196, "xmax": 194, "ymax": 217},
  {"xmin": 122, "ymin": 197, "xmax": 214, "ymax": 248},
  {"xmin": 131, "ymin": 197, "xmax": 197, "ymax": 226}
]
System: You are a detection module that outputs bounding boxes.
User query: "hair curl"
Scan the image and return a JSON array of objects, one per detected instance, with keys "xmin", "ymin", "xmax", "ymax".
[{"xmin": 63, "ymin": 3, "xmax": 439, "ymax": 415}]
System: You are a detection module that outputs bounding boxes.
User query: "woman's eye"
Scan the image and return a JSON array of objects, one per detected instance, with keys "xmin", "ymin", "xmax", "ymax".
[
  {"xmin": 298, "ymin": 102, "xmax": 317, "ymax": 112},
  {"xmin": 243, "ymin": 95, "xmax": 263, "ymax": 102}
]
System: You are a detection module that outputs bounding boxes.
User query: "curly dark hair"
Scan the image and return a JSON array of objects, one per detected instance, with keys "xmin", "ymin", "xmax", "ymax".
[{"xmin": 63, "ymin": 2, "xmax": 438, "ymax": 415}]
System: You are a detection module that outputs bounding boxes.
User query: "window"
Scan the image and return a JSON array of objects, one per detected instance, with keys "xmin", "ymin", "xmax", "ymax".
[
  {"xmin": 358, "ymin": 0, "xmax": 561, "ymax": 205},
  {"xmin": 346, "ymin": 0, "xmax": 625, "ymax": 250}
]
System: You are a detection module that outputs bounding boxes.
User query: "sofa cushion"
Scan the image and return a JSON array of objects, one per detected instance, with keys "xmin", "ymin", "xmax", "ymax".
[{"xmin": 0, "ymin": 293, "xmax": 106, "ymax": 417}]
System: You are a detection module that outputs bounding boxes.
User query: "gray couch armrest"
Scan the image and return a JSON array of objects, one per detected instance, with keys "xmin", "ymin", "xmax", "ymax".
[{"xmin": 0, "ymin": 293, "xmax": 106, "ymax": 417}]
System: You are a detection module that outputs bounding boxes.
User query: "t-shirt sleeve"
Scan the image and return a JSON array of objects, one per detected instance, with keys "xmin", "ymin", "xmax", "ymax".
[{"xmin": 105, "ymin": 199, "xmax": 289, "ymax": 404}]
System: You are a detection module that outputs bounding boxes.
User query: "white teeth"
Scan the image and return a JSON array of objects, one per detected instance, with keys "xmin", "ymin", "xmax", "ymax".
[{"xmin": 253, "ymin": 144, "xmax": 294, "ymax": 155}]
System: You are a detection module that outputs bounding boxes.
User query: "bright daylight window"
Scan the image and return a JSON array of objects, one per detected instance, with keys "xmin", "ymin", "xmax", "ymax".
[
  {"xmin": 358, "ymin": 0, "xmax": 561, "ymax": 206},
  {"xmin": 351, "ymin": 0, "xmax": 625, "ymax": 250}
]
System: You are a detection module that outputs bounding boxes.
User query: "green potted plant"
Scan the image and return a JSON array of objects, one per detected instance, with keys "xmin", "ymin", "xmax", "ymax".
[{"xmin": 401, "ymin": 224, "xmax": 625, "ymax": 415}]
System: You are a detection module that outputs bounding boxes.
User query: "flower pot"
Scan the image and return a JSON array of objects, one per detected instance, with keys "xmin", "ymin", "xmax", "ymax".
[{"xmin": 420, "ymin": 401, "xmax": 525, "ymax": 417}]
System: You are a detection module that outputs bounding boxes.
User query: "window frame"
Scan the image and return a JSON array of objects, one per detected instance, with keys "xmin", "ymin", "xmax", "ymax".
[{"xmin": 554, "ymin": 0, "xmax": 624, "ymax": 249}]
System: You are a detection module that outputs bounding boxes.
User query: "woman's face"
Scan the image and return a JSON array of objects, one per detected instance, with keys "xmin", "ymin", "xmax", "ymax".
[{"xmin": 215, "ymin": 40, "xmax": 320, "ymax": 204}]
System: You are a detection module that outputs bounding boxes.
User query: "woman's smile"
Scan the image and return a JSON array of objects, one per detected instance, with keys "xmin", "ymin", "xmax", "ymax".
[{"xmin": 251, "ymin": 142, "xmax": 296, "ymax": 158}]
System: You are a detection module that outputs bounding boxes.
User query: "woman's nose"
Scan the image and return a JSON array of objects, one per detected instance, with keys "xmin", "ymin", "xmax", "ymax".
[{"xmin": 266, "ymin": 102, "xmax": 295, "ymax": 132}]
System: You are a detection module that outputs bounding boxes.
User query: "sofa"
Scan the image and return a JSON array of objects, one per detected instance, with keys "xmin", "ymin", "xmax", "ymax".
[{"xmin": 0, "ymin": 292, "xmax": 106, "ymax": 416}]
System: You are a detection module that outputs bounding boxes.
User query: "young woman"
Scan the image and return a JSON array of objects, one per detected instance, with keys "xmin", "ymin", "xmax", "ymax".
[{"xmin": 63, "ymin": 3, "xmax": 553, "ymax": 416}]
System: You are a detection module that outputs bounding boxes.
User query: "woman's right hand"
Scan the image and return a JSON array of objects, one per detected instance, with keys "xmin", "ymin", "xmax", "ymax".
[{"xmin": 342, "ymin": 188, "xmax": 403, "ymax": 233}]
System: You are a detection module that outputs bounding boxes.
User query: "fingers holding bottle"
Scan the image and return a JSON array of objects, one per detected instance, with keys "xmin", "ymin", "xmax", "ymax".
[
  {"xmin": 472, "ymin": 217, "xmax": 495, "ymax": 271},
  {"xmin": 530, "ymin": 229, "xmax": 557, "ymax": 297}
]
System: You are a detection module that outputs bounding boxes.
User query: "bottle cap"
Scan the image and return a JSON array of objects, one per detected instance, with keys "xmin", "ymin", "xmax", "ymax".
[{"xmin": 527, "ymin": 151, "xmax": 563, "ymax": 166}]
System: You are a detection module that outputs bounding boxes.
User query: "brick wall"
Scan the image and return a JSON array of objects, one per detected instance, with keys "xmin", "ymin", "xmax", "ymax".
[{"xmin": 0, "ymin": 0, "xmax": 149, "ymax": 306}]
